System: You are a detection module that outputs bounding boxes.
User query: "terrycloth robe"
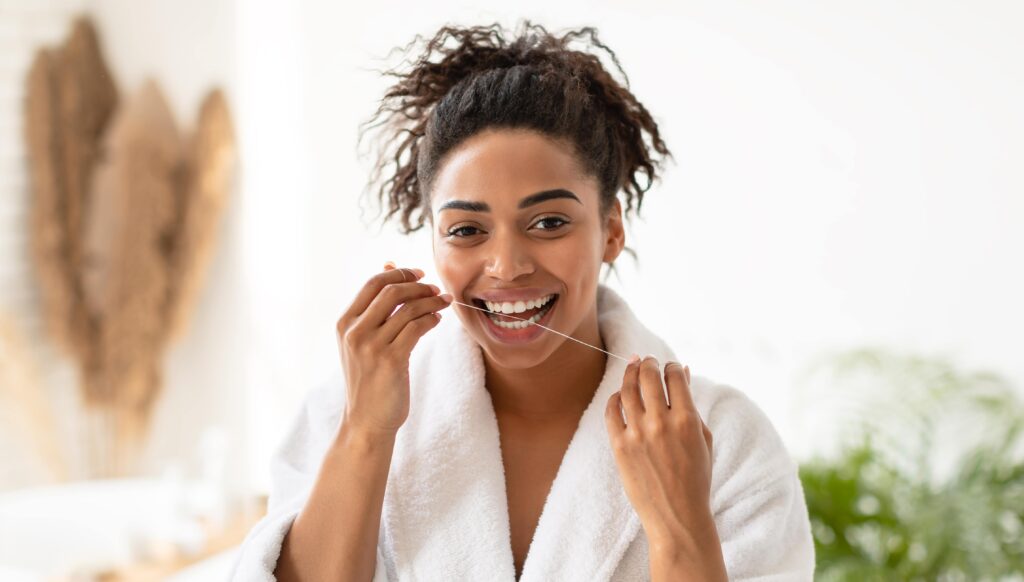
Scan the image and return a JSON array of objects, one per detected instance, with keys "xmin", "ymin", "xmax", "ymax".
[{"xmin": 230, "ymin": 285, "xmax": 816, "ymax": 581}]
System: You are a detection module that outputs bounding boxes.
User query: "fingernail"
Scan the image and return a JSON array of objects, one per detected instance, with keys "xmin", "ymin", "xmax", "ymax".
[
  {"xmin": 684, "ymin": 365, "xmax": 690, "ymax": 381},
  {"xmin": 412, "ymin": 268, "xmax": 425, "ymax": 278},
  {"xmin": 428, "ymin": 284, "xmax": 440, "ymax": 294},
  {"xmin": 629, "ymin": 353, "xmax": 641, "ymax": 364},
  {"xmin": 644, "ymin": 353, "xmax": 656, "ymax": 362},
  {"xmin": 383, "ymin": 261, "xmax": 396, "ymax": 270},
  {"xmin": 439, "ymin": 293, "xmax": 453, "ymax": 303}
]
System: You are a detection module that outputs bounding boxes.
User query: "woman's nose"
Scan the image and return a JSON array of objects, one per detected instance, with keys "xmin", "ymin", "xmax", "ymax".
[{"xmin": 484, "ymin": 235, "xmax": 534, "ymax": 282}]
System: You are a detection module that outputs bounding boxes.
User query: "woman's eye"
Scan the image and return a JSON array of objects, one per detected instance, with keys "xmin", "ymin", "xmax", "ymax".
[
  {"xmin": 446, "ymin": 218, "xmax": 566, "ymax": 237},
  {"xmin": 532, "ymin": 216, "xmax": 569, "ymax": 231},
  {"xmin": 447, "ymin": 225, "xmax": 482, "ymax": 237}
]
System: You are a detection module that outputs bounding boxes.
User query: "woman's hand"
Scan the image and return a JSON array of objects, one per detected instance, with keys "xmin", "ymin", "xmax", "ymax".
[
  {"xmin": 336, "ymin": 263, "xmax": 452, "ymax": 436},
  {"xmin": 604, "ymin": 356, "xmax": 727, "ymax": 582}
]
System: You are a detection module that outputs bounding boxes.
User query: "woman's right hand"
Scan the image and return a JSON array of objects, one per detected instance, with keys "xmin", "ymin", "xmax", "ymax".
[{"xmin": 335, "ymin": 263, "xmax": 452, "ymax": 436}]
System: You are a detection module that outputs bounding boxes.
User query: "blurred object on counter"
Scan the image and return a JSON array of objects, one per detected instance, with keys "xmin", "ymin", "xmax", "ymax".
[{"xmin": 0, "ymin": 444, "xmax": 266, "ymax": 581}]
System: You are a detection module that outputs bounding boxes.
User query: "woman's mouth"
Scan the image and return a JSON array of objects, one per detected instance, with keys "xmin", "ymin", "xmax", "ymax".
[{"xmin": 468, "ymin": 293, "xmax": 559, "ymax": 342}]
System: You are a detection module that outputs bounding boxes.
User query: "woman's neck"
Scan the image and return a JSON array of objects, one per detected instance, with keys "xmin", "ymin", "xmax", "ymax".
[{"xmin": 484, "ymin": 313, "xmax": 607, "ymax": 423}]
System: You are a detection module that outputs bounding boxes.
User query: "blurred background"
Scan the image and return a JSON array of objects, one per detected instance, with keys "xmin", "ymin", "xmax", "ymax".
[{"xmin": 0, "ymin": 0, "xmax": 1021, "ymax": 580}]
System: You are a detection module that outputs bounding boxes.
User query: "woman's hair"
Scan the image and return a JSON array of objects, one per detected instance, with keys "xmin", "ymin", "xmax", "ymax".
[{"xmin": 358, "ymin": 20, "xmax": 673, "ymax": 233}]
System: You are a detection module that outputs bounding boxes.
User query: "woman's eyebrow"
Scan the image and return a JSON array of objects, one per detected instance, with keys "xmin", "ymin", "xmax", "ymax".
[{"xmin": 436, "ymin": 189, "xmax": 581, "ymax": 213}]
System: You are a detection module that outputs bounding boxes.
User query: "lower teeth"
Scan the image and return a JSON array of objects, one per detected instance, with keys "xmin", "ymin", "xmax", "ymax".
[{"xmin": 488, "ymin": 304, "xmax": 551, "ymax": 329}]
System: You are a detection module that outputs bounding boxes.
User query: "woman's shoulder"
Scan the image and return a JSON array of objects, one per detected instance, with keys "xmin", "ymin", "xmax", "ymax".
[
  {"xmin": 688, "ymin": 374, "xmax": 816, "ymax": 576},
  {"xmin": 691, "ymin": 375, "xmax": 777, "ymax": 434},
  {"xmin": 689, "ymin": 374, "xmax": 800, "ymax": 499}
]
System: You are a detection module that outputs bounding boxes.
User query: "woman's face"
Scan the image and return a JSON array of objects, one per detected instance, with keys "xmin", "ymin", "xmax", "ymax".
[{"xmin": 430, "ymin": 128, "xmax": 624, "ymax": 369}]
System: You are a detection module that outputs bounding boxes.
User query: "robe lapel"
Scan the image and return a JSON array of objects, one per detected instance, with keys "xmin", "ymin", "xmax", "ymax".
[
  {"xmin": 520, "ymin": 287, "xmax": 676, "ymax": 581},
  {"xmin": 381, "ymin": 286, "xmax": 676, "ymax": 582},
  {"xmin": 382, "ymin": 313, "xmax": 516, "ymax": 581}
]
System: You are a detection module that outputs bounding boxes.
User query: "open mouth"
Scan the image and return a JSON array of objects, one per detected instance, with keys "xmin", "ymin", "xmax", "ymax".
[{"xmin": 472, "ymin": 294, "xmax": 559, "ymax": 330}]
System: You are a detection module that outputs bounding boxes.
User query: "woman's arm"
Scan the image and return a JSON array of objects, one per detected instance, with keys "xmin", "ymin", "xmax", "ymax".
[
  {"xmin": 274, "ymin": 419, "xmax": 396, "ymax": 582},
  {"xmin": 231, "ymin": 264, "xmax": 450, "ymax": 582}
]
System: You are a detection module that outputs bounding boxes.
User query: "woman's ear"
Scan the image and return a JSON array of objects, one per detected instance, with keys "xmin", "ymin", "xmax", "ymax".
[{"xmin": 602, "ymin": 198, "xmax": 626, "ymax": 263}]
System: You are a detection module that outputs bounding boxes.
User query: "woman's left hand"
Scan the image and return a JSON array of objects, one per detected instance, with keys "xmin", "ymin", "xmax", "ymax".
[{"xmin": 604, "ymin": 356, "xmax": 727, "ymax": 581}]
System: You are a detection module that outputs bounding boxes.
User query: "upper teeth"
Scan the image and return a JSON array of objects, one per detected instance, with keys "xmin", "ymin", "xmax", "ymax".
[{"xmin": 484, "ymin": 294, "xmax": 554, "ymax": 314}]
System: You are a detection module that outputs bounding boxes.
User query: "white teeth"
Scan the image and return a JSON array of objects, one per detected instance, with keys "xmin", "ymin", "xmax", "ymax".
[
  {"xmin": 483, "ymin": 294, "xmax": 554, "ymax": 315},
  {"xmin": 483, "ymin": 294, "xmax": 557, "ymax": 330},
  {"xmin": 489, "ymin": 307, "xmax": 549, "ymax": 329}
]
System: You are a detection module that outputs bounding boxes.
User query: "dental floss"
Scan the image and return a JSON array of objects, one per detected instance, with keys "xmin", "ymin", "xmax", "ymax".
[
  {"xmin": 450, "ymin": 299, "xmax": 631, "ymax": 363},
  {"xmin": 389, "ymin": 268, "xmax": 631, "ymax": 363}
]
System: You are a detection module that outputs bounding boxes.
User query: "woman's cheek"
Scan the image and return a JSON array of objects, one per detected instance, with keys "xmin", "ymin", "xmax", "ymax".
[
  {"xmin": 435, "ymin": 245, "xmax": 478, "ymax": 303},
  {"xmin": 432, "ymin": 243, "xmax": 458, "ymax": 288}
]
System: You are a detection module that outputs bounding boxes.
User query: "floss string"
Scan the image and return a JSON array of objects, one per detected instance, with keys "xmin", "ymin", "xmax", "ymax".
[
  {"xmin": 450, "ymin": 299, "xmax": 630, "ymax": 363},
  {"xmin": 390, "ymin": 268, "xmax": 632, "ymax": 364}
]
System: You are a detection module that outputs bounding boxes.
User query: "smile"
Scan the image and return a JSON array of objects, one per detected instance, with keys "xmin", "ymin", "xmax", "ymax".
[{"xmin": 470, "ymin": 293, "xmax": 559, "ymax": 334}]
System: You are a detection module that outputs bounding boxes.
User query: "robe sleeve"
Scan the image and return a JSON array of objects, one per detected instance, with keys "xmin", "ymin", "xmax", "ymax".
[
  {"xmin": 228, "ymin": 371, "xmax": 390, "ymax": 581},
  {"xmin": 703, "ymin": 384, "xmax": 816, "ymax": 582}
]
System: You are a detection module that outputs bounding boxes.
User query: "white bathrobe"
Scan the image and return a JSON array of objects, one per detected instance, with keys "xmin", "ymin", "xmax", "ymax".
[{"xmin": 230, "ymin": 286, "xmax": 816, "ymax": 581}]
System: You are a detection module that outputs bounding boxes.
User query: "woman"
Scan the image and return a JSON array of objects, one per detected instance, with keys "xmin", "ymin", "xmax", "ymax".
[{"xmin": 232, "ymin": 21, "xmax": 815, "ymax": 582}]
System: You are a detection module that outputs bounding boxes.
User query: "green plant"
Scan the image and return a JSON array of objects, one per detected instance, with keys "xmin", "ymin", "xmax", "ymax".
[{"xmin": 795, "ymin": 348, "xmax": 1024, "ymax": 581}]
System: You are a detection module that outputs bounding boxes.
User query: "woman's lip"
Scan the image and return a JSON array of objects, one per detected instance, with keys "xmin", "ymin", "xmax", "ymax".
[{"xmin": 473, "ymin": 295, "xmax": 558, "ymax": 344}]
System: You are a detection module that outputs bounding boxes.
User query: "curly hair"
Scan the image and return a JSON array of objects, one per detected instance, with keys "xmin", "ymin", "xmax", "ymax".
[{"xmin": 358, "ymin": 20, "xmax": 673, "ymax": 233}]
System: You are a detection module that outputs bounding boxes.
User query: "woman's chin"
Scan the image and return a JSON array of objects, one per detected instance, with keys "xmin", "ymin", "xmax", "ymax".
[{"xmin": 478, "ymin": 340, "xmax": 559, "ymax": 370}]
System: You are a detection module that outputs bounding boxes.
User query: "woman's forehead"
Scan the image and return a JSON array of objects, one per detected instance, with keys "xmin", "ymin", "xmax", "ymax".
[{"xmin": 431, "ymin": 129, "xmax": 596, "ymax": 209}]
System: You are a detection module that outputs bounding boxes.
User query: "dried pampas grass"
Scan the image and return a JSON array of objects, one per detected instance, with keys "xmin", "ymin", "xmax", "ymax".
[
  {"xmin": 24, "ymin": 15, "xmax": 117, "ymax": 375},
  {"xmin": 82, "ymin": 79, "xmax": 182, "ymax": 461},
  {"xmin": 24, "ymin": 16, "xmax": 236, "ymax": 476},
  {"xmin": 0, "ymin": 312, "xmax": 68, "ymax": 482},
  {"xmin": 166, "ymin": 89, "xmax": 235, "ymax": 343}
]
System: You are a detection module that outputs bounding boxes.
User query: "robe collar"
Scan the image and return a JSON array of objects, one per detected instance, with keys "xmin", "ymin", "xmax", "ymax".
[{"xmin": 380, "ymin": 285, "xmax": 678, "ymax": 581}]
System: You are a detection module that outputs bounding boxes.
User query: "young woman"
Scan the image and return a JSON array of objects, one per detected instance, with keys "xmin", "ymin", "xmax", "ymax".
[{"xmin": 232, "ymin": 21, "xmax": 815, "ymax": 582}]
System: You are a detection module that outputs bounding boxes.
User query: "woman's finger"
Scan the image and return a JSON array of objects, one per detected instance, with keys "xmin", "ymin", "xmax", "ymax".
[
  {"xmin": 663, "ymin": 362, "xmax": 682, "ymax": 409},
  {"xmin": 360, "ymin": 281, "xmax": 438, "ymax": 327},
  {"xmin": 702, "ymin": 420, "xmax": 714, "ymax": 458},
  {"xmin": 620, "ymin": 358, "xmax": 644, "ymax": 424},
  {"xmin": 638, "ymin": 356, "xmax": 668, "ymax": 412},
  {"xmin": 604, "ymin": 391, "xmax": 626, "ymax": 435},
  {"xmin": 390, "ymin": 311, "xmax": 443, "ymax": 354},
  {"xmin": 380, "ymin": 293, "xmax": 453, "ymax": 343},
  {"xmin": 341, "ymin": 266, "xmax": 425, "ymax": 323},
  {"xmin": 665, "ymin": 362, "xmax": 697, "ymax": 414}
]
